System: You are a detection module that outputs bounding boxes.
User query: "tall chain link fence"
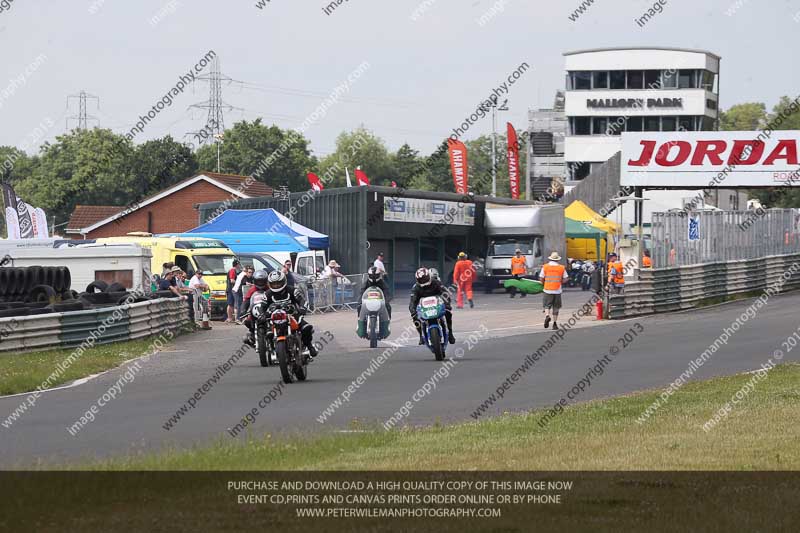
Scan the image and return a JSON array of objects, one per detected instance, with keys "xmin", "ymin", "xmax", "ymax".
[{"xmin": 651, "ymin": 209, "xmax": 800, "ymax": 268}]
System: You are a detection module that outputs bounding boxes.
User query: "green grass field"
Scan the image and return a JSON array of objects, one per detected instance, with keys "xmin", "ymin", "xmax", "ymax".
[
  {"xmin": 87, "ymin": 363, "xmax": 800, "ymax": 471},
  {"xmin": 0, "ymin": 337, "xmax": 176, "ymax": 396}
]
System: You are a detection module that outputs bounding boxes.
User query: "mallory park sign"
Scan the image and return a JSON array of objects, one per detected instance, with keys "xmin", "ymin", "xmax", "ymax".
[{"xmin": 587, "ymin": 97, "xmax": 683, "ymax": 109}]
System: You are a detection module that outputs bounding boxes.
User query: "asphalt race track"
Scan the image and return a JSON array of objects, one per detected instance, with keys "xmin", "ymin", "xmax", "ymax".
[{"xmin": 2, "ymin": 291, "xmax": 799, "ymax": 467}]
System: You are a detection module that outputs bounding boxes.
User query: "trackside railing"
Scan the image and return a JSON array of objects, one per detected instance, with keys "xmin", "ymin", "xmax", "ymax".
[
  {"xmin": 607, "ymin": 253, "xmax": 800, "ymax": 319},
  {"xmin": 0, "ymin": 297, "xmax": 190, "ymax": 353}
]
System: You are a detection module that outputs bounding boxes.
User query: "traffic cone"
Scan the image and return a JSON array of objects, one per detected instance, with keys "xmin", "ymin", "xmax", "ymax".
[{"xmin": 201, "ymin": 309, "xmax": 212, "ymax": 330}]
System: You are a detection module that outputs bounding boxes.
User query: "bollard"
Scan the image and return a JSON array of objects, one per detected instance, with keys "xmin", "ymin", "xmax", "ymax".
[{"xmin": 596, "ymin": 300, "xmax": 603, "ymax": 320}]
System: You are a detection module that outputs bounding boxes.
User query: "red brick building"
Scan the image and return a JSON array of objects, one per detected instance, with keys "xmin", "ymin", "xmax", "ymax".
[{"xmin": 66, "ymin": 173, "xmax": 272, "ymax": 239}]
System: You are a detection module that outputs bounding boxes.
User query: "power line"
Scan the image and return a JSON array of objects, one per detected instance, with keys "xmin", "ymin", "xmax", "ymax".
[
  {"xmin": 189, "ymin": 56, "xmax": 242, "ymax": 143},
  {"xmin": 66, "ymin": 91, "xmax": 99, "ymax": 131}
]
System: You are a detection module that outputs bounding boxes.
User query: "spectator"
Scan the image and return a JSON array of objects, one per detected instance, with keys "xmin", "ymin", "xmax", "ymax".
[
  {"xmin": 322, "ymin": 260, "xmax": 346, "ymax": 280},
  {"xmin": 158, "ymin": 269, "xmax": 184, "ymax": 299},
  {"xmin": 283, "ymin": 260, "xmax": 293, "ymax": 274},
  {"xmin": 233, "ymin": 265, "xmax": 255, "ymax": 321},
  {"xmin": 225, "ymin": 260, "xmax": 241, "ymax": 323},
  {"xmin": 161, "ymin": 262, "xmax": 175, "ymax": 278},
  {"xmin": 189, "ymin": 270, "xmax": 211, "ymax": 322},
  {"xmin": 373, "ymin": 252, "xmax": 386, "ymax": 277}
]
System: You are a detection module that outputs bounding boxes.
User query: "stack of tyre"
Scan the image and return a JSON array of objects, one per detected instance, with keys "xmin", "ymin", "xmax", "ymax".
[
  {"xmin": 0, "ymin": 266, "xmax": 84, "ymax": 318},
  {"xmin": 79, "ymin": 280, "xmax": 150, "ymax": 307}
]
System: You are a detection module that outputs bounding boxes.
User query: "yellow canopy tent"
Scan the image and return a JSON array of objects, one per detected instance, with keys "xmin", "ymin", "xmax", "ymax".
[{"xmin": 565, "ymin": 200, "xmax": 621, "ymax": 261}]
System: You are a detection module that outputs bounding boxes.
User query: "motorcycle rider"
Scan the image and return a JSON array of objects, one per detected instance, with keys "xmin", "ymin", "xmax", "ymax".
[
  {"xmin": 242, "ymin": 270, "xmax": 318, "ymax": 359},
  {"xmin": 409, "ymin": 267, "xmax": 455, "ymax": 346},
  {"xmin": 356, "ymin": 266, "xmax": 392, "ymax": 339}
]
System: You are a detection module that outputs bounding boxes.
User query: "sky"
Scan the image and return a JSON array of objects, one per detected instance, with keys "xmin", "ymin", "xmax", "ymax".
[{"xmin": 0, "ymin": 0, "xmax": 798, "ymax": 159}]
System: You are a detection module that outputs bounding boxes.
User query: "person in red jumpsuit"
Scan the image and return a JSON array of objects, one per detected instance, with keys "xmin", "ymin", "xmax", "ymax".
[{"xmin": 452, "ymin": 252, "xmax": 476, "ymax": 309}]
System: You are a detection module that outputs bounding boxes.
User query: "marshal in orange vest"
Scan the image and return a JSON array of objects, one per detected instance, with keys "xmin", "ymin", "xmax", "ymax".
[{"xmin": 542, "ymin": 263, "xmax": 566, "ymax": 292}]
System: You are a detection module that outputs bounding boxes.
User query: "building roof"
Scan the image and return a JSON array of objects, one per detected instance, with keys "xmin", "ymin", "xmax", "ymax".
[
  {"xmin": 200, "ymin": 172, "xmax": 273, "ymax": 197},
  {"xmin": 68, "ymin": 173, "xmax": 273, "ymax": 235},
  {"xmin": 563, "ymin": 47, "xmax": 721, "ymax": 60},
  {"xmin": 66, "ymin": 205, "xmax": 123, "ymax": 234}
]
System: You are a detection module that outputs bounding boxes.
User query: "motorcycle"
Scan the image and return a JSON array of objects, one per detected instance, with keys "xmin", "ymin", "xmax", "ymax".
[
  {"xmin": 568, "ymin": 260, "xmax": 584, "ymax": 288},
  {"xmin": 580, "ymin": 262, "xmax": 596, "ymax": 291},
  {"xmin": 249, "ymin": 294, "xmax": 277, "ymax": 367},
  {"xmin": 269, "ymin": 301, "xmax": 308, "ymax": 383},
  {"xmin": 416, "ymin": 295, "xmax": 448, "ymax": 361},
  {"xmin": 360, "ymin": 286, "xmax": 390, "ymax": 348}
]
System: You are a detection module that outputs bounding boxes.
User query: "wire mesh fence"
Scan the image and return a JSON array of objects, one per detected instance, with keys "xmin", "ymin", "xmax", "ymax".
[
  {"xmin": 307, "ymin": 273, "xmax": 367, "ymax": 313},
  {"xmin": 651, "ymin": 209, "xmax": 800, "ymax": 268}
]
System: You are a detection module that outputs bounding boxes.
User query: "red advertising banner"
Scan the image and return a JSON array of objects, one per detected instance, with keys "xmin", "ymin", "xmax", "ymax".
[
  {"xmin": 447, "ymin": 139, "xmax": 469, "ymax": 194},
  {"xmin": 507, "ymin": 122, "xmax": 520, "ymax": 199}
]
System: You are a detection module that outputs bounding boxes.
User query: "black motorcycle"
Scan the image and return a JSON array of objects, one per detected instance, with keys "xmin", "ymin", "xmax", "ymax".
[{"xmin": 250, "ymin": 298, "xmax": 276, "ymax": 367}]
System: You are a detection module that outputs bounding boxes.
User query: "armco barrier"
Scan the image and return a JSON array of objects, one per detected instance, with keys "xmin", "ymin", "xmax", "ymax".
[
  {"xmin": 0, "ymin": 298, "xmax": 190, "ymax": 353},
  {"xmin": 608, "ymin": 253, "xmax": 800, "ymax": 319}
]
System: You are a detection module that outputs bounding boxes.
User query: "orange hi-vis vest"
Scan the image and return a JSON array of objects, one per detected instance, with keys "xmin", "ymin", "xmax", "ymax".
[
  {"xmin": 542, "ymin": 264, "xmax": 565, "ymax": 292},
  {"xmin": 609, "ymin": 261, "xmax": 625, "ymax": 284},
  {"xmin": 642, "ymin": 256, "xmax": 652, "ymax": 268},
  {"xmin": 511, "ymin": 256, "xmax": 526, "ymax": 275}
]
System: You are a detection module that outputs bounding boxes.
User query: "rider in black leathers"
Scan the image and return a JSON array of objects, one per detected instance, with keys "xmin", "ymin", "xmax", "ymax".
[
  {"xmin": 409, "ymin": 267, "xmax": 455, "ymax": 345},
  {"xmin": 243, "ymin": 270, "xmax": 318, "ymax": 358}
]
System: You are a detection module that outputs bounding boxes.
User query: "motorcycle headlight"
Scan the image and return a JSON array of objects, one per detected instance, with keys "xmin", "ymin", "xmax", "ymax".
[{"xmin": 252, "ymin": 305, "xmax": 264, "ymax": 319}]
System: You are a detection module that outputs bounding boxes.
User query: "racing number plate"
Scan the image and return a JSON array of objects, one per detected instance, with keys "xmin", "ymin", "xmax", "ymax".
[{"xmin": 420, "ymin": 296, "xmax": 439, "ymax": 307}]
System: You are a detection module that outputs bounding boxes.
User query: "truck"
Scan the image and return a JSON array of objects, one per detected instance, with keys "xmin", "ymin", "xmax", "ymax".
[
  {"xmin": 0, "ymin": 243, "xmax": 153, "ymax": 294},
  {"xmin": 482, "ymin": 204, "xmax": 566, "ymax": 293}
]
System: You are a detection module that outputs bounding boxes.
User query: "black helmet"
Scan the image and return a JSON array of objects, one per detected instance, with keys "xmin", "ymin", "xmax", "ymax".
[
  {"xmin": 367, "ymin": 266, "xmax": 381, "ymax": 284},
  {"xmin": 415, "ymin": 267, "xmax": 431, "ymax": 287},
  {"xmin": 253, "ymin": 269, "xmax": 269, "ymax": 289},
  {"xmin": 267, "ymin": 270, "xmax": 287, "ymax": 293}
]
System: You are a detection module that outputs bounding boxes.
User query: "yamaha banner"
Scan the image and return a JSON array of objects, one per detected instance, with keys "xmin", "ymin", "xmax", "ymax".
[
  {"xmin": 447, "ymin": 139, "xmax": 469, "ymax": 194},
  {"xmin": 506, "ymin": 123, "xmax": 520, "ymax": 199}
]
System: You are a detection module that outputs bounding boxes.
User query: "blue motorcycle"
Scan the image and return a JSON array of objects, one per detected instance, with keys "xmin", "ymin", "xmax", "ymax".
[{"xmin": 416, "ymin": 295, "xmax": 448, "ymax": 361}]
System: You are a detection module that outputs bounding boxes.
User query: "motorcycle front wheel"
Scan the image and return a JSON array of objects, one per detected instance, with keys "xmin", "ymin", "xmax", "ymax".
[
  {"xmin": 292, "ymin": 336, "xmax": 307, "ymax": 382},
  {"xmin": 368, "ymin": 316, "xmax": 378, "ymax": 348},
  {"xmin": 276, "ymin": 340, "xmax": 294, "ymax": 383},
  {"xmin": 257, "ymin": 327, "xmax": 268, "ymax": 367},
  {"xmin": 429, "ymin": 327, "xmax": 445, "ymax": 361}
]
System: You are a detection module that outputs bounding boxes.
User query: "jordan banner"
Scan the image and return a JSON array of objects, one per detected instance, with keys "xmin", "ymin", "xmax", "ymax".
[
  {"xmin": 2, "ymin": 183, "xmax": 48, "ymax": 239},
  {"xmin": 447, "ymin": 139, "xmax": 469, "ymax": 194},
  {"xmin": 507, "ymin": 123, "xmax": 521, "ymax": 199}
]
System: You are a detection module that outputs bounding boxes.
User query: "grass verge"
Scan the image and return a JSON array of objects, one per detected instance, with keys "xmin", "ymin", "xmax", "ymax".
[
  {"xmin": 88, "ymin": 363, "xmax": 800, "ymax": 471},
  {"xmin": 0, "ymin": 337, "xmax": 177, "ymax": 396}
]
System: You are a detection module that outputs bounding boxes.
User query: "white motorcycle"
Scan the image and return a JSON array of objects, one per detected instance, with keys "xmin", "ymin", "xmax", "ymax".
[{"xmin": 358, "ymin": 286, "xmax": 390, "ymax": 348}]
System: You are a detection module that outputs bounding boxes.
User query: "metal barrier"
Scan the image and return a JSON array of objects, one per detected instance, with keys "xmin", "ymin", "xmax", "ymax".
[
  {"xmin": 0, "ymin": 297, "xmax": 190, "ymax": 353},
  {"xmin": 651, "ymin": 209, "xmax": 800, "ymax": 268},
  {"xmin": 607, "ymin": 253, "xmax": 800, "ymax": 319},
  {"xmin": 307, "ymin": 274, "xmax": 366, "ymax": 313}
]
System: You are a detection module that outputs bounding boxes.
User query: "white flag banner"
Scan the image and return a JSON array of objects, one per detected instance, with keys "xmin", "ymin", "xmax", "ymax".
[
  {"xmin": 345, "ymin": 167, "xmax": 353, "ymax": 188},
  {"xmin": 1, "ymin": 183, "xmax": 49, "ymax": 239}
]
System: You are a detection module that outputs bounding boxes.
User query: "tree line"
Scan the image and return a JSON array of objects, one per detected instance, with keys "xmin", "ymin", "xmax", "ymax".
[{"xmin": 0, "ymin": 118, "xmax": 526, "ymax": 234}]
